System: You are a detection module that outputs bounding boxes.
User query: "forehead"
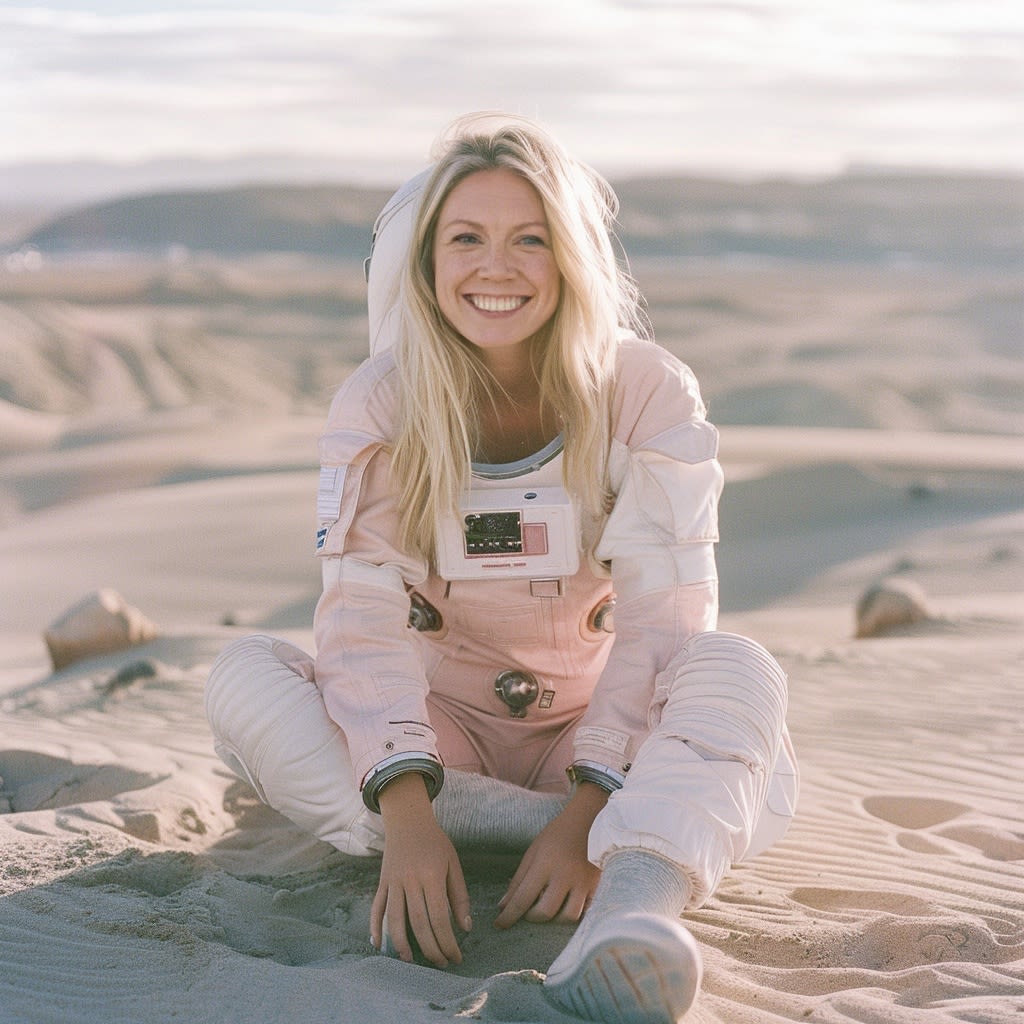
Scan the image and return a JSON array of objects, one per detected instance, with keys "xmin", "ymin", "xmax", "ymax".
[{"xmin": 438, "ymin": 168, "xmax": 547, "ymax": 223}]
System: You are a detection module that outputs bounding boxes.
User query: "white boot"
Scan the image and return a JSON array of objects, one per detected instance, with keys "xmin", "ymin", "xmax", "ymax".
[{"xmin": 544, "ymin": 850, "xmax": 701, "ymax": 1024}]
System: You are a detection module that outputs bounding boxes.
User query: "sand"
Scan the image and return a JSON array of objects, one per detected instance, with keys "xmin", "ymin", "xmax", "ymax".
[{"xmin": 1, "ymin": 265, "xmax": 1023, "ymax": 1022}]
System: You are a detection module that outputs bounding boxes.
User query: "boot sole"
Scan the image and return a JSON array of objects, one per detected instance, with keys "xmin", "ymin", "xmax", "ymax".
[{"xmin": 544, "ymin": 912, "xmax": 703, "ymax": 1024}]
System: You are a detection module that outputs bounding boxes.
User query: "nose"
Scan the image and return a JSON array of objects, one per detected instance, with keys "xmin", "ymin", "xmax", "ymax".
[{"xmin": 479, "ymin": 243, "xmax": 513, "ymax": 278}]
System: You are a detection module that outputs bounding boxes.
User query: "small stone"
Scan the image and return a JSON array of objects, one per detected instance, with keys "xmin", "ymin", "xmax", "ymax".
[
  {"xmin": 855, "ymin": 577, "xmax": 932, "ymax": 638},
  {"xmin": 43, "ymin": 588, "xmax": 159, "ymax": 671}
]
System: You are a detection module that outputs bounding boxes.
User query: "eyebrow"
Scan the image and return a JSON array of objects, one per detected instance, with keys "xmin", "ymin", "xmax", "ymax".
[{"xmin": 440, "ymin": 218, "xmax": 550, "ymax": 232}]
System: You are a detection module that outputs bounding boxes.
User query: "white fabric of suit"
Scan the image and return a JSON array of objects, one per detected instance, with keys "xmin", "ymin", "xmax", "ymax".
[{"xmin": 204, "ymin": 171, "xmax": 799, "ymax": 904}]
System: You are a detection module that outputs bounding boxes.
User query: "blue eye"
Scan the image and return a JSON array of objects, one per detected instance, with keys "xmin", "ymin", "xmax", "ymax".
[
  {"xmin": 520, "ymin": 235, "xmax": 547, "ymax": 247},
  {"xmin": 453, "ymin": 233, "xmax": 480, "ymax": 244}
]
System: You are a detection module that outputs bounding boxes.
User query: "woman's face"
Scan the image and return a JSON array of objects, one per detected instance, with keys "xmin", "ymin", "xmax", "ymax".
[{"xmin": 432, "ymin": 168, "xmax": 560, "ymax": 365}]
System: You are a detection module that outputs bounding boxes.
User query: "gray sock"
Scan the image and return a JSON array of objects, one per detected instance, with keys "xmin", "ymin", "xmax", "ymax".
[
  {"xmin": 585, "ymin": 849, "xmax": 692, "ymax": 925},
  {"xmin": 433, "ymin": 770, "xmax": 568, "ymax": 850}
]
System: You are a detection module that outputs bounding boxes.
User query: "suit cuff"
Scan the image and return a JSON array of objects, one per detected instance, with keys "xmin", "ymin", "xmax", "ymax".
[
  {"xmin": 567, "ymin": 759, "xmax": 626, "ymax": 794},
  {"xmin": 361, "ymin": 752, "xmax": 444, "ymax": 813}
]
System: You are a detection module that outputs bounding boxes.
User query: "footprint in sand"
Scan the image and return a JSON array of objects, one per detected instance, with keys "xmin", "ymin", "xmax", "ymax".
[
  {"xmin": 933, "ymin": 824, "xmax": 1024, "ymax": 862},
  {"xmin": 862, "ymin": 794, "xmax": 1024, "ymax": 861},
  {"xmin": 862, "ymin": 795, "xmax": 970, "ymax": 829},
  {"xmin": 788, "ymin": 887, "xmax": 1021, "ymax": 971},
  {"xmin": 790, "ymin": 886, "xmax": 933, "ymax": 916}
]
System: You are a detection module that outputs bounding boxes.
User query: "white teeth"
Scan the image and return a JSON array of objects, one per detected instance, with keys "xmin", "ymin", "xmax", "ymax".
[{"xmin": 468, "ymin": 295, "xmax": 527, "ymax": 313}]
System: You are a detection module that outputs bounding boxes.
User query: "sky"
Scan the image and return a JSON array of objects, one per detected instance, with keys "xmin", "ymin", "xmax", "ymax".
[{"xmin": 2, "ymin": 0, "xmax": 1023, "ymax": 183}]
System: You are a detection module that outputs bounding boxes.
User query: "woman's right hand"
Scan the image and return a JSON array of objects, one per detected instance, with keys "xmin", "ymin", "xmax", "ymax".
[{"xmin": 372, "ymin": 772, "xmax": 472, "ymax": 968}]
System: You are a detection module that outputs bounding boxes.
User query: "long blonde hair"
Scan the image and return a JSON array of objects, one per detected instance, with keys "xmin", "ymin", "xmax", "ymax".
[{"xmin": 390, "ymin": 112, "xmax": 647, "ymax": 563}]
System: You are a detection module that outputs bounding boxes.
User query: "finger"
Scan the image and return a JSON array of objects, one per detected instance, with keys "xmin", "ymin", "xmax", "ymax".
[
  {"xmin": 447, "ymin": 860, "xmax": 473, "ymax": 935},
  {"xmin": 424, "ymin": 889, "xmax": 462, "ymax": 966},
  {"xmin": 496, "ymin": 851, "xmax": 539, "ymax": 918},
  {"xmin": 494, "ymin": 876, "xmax": 545, "ymax": 929},
  {"xmin": 498, "ymin": 848, "xmax": 536, "ymax": 911},
  {"xmin": 523, "ymin": 883, "xmax": 570, "ymax": 924},
  {"xmin": 370, "ymin": 885, "xmax": 387, "ymax": 950},
  {"xmin": 552, "ymin": 886, "xmax": 590, "ymax": 924},
  {"xmin": 385, "ymin": 892, "xmax": 415, "ymax": 963},
  {"xmin": 406, "ymin": 891, "xmax": 449, "ymax": 968}
]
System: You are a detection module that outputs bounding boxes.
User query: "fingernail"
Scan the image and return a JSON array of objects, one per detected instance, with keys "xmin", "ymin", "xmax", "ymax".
[{"xmin": 463, "ymin": 915, "xmax": 473, "ymax": 932}]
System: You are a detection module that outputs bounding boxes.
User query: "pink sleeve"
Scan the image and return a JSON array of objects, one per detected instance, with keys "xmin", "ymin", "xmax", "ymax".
[{"xmin": 312, "ymin": 362, "xmax": 438, "ymax": 795}]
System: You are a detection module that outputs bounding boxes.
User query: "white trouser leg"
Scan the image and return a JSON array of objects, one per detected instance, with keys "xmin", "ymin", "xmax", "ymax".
[
  {"xmin": 587, "ymin": 631, "xmax": 797, "ymax": 907},
  {"xmin": 204, "ymin": 634, "xmax": 384, "ymax": 856}
]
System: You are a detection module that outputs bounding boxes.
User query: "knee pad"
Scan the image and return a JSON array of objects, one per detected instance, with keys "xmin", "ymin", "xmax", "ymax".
[
  {"xmin": 649, "ymin": 630, "xmax": 788, "ymax": 772},
  {"xmin": 205, "ymin": 634, "xmax": 382, "ymax": 855}
]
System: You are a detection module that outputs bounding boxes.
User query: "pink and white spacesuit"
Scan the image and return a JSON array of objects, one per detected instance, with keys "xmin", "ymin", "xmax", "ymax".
[{"xmin": 205, "ymin": 170, "xmax": 798, "ymax": 910}]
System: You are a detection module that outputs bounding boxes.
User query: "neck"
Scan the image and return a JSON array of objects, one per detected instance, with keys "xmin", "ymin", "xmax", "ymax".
[
  {"xmin": 471, "ymin": 336, "xmax": 561, "ymax": 463},
  {"xmin": 474, "ymin": 387, "xmax": 560, "ymax": 463},
  {"xmin": 475, "ymin": 337, "xmax": 538, "ymax": 391}
]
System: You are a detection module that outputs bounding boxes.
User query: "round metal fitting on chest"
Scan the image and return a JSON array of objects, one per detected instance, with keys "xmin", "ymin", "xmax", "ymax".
[
  {"xmin": 588, "ymin": 597, "xmax": 616, "ymax": 633},
  {"xmin": 494, "ymin": 669, "xmax": 539, "ymax": 718},
  {"xmin": 408, "ymin": 592, "xmax": 442, "ymax": 632}
]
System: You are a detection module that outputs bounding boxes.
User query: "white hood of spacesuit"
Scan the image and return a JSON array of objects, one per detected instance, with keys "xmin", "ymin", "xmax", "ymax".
[{"xmin": 364, "ymin": 168, "xmax": 431, "ymax": 354}]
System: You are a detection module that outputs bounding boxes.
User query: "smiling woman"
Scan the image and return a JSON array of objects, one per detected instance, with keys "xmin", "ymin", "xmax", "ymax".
[{"xmin": 204, "ymin": 111, "xmax": 798, "ymax": 1024}]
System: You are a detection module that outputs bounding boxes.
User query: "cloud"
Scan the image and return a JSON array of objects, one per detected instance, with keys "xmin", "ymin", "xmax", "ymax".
[{"xmin": 1, "ymin": 1, "xmax": 1021, "ymax": 175}]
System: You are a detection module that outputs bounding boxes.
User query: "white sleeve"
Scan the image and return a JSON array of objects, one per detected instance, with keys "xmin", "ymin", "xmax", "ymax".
[
  {"xmin": 573, "ymin": 419, "xmax": 724, "ymax": 778},
  {"xmin": 596, "ymin": 423, "xmax": 722, "ymax": 598}
]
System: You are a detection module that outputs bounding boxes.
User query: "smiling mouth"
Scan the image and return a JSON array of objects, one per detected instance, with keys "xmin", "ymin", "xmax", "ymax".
[{"xmin": 466, "ymin": 294, "xmax": 529, "ymax": 313}]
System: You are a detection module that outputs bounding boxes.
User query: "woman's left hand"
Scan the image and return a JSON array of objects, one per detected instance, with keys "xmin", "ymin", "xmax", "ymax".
[{"xmin": 493, "ymin": 781, "xmax": 608, "ymax": 928}]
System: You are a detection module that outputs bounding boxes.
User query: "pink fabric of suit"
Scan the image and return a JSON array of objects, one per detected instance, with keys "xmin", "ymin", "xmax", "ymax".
[
  {"xmin": 313, "ymin": 335, "xmax": 721, "ymax": 788},
  {"xmin": 206, "ymin": 332, "xmax": 798, "ymax": 902}
]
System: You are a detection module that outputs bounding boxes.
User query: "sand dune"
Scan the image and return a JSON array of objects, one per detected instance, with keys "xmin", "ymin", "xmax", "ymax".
[
  {"xmin": 1, "ymin": 251, "xmax": 1022, "ymax": 1022},
  {"xmin": 1, "ymin": 407, "xmax": 1022, "ymax": 1023},
  {"xmin": 721, "ymin": 426, "xmax": 1024, "ymax": 474}
]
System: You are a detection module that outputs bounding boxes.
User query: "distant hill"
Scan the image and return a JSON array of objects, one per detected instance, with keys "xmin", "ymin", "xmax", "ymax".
[
  {"xmin": 19, "ymin": 184, "xmax": 392, "ymax": 262},
  {"xmin": 14, "ymin": 173, "xmax": 1024, "ymax": 268},
  {"xmin": 614, "ymin": 174, "xmax": 1023, "ymax": 268}
]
